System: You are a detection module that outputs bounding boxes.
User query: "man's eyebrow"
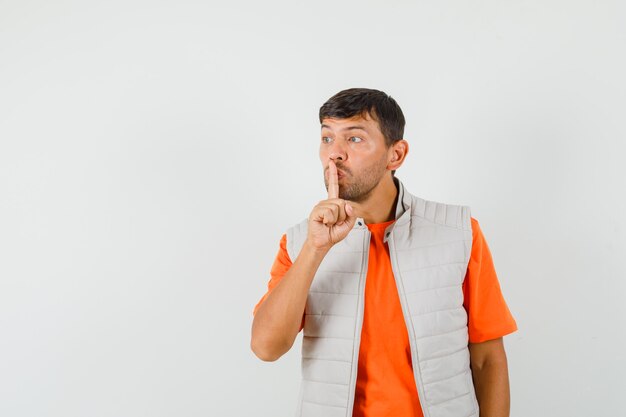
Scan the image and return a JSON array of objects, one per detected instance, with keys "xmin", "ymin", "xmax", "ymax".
[{"xmin": 321, "ymin": 124, "xmax": 369, "ymax": 133}]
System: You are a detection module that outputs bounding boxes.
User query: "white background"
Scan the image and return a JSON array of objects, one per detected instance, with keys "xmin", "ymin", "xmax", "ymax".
[{"xmin": 1, "ymin": 1, "xmax": 625, "ymax": 416}]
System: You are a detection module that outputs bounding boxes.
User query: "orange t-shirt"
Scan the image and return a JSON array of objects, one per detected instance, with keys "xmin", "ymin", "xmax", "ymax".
[{"xmin": 253, "ymin": 217, "xmax": 517, "ymax": 417}]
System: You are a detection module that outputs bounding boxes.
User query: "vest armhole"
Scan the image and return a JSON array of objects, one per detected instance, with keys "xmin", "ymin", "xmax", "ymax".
[{"xmin": 285, "ymin": 218, "xmax": 308, "ymax": 262}]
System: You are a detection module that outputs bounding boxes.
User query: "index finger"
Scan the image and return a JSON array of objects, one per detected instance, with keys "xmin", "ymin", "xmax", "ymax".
[{"xmin": 327, "ymin": 160, "xmax": 339, "ymax": 199}]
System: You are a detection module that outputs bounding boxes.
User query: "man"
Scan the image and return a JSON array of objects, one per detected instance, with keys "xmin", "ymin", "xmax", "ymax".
[{"xmin": 251, "ymin": 88, "xmax": 517, "ymax": 417}]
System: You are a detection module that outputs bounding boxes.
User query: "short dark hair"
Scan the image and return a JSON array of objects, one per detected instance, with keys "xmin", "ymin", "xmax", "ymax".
[{"xmin": 319, "ymin": 88, "xmax": 406, "ymax": 176}]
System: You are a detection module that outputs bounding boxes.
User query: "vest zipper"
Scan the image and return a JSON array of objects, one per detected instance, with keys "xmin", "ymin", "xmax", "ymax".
[{"xmin": 345, "ymin": 229, "xmax": 370, "ymax": 417}]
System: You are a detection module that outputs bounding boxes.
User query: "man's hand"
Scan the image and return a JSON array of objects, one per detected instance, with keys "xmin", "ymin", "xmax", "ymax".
[
  {"xmin": 251, "ymin": 161, "xmax": 356, "ymax": 361},
  {"xmin": 306, "ymin": 160, "xmax": 357, "ymax": 251}
]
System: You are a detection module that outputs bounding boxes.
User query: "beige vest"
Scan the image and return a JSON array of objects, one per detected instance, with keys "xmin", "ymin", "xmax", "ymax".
[{"xmin": 284, "ymin": 177, "xmax": 479, "ymax": 417}]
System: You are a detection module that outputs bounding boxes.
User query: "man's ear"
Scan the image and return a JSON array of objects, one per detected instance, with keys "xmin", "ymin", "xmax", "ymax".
[{"xmin": 388, "ymin": 140, "xmax": 409, "ymax": 168}]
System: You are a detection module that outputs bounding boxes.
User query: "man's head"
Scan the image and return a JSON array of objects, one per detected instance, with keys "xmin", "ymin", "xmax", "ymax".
[{"xmin": 319, "ymin": 87, "xmax": 408, "ymax": 202}]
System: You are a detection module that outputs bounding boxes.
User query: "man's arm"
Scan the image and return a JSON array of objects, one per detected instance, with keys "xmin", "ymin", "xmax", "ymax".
[
  {"xmin": 250, "ymin": 160, "xmax": 356, "ymax": 362},
  {"xmin": 469, "ymin": 337, "xmax": 511, "ymax": 417},
  {"xmin": 250, "ymin": 240, "xmax": 328, "ymax": 362}
]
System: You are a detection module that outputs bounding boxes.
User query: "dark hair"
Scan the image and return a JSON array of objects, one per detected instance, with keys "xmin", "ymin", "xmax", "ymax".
[
  {"xmin": 319, "ymin": 88, "xmax": 405, "ymax": 147},
  {"xmin": 319, "ymin": 88, "xmax": 406, "ymax": 176}
]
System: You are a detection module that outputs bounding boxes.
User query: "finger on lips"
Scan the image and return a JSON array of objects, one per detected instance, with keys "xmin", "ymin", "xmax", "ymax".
[{"xmin": 327, "ymin": 160, "xmax": 339, "ymax": 199}]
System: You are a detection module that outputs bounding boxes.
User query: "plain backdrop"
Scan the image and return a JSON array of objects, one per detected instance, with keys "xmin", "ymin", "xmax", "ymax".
[{"xmin": 1, "ymin": 1, "xmax": 625, "ymax": 416}]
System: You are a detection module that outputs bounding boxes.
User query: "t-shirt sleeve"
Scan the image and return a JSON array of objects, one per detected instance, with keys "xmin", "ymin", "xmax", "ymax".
[
  {"xmin": 252, "ymin": 233, "xmax": 305, "ymax": 332},
  {"xmin": 463, "ymin": 217, "xmax": 518, "ymax": 343}
]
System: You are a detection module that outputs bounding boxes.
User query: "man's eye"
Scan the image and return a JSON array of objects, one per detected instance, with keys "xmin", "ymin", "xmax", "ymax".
[
  {"xmin": 321, "ymin": 137, "xmax": 332, "ymax": 143},
  {"xmin": 349, "ymin": 136, "xmax": 363, "ymax": 143}
]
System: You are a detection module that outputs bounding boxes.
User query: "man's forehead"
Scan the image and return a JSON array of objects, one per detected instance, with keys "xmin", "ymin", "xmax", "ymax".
[{"xmin": 320, "ymin": 114, "xmax": 378, "ymax": 132}]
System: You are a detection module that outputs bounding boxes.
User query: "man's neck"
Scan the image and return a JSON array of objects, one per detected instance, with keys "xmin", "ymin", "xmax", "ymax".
[{"xmin": 350, "ymin": 174, "xmax": 399, "ymax": 225}]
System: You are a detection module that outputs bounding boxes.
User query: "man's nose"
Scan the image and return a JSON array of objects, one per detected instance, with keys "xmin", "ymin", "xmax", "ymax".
[{"xmin": 328, "ymin": 141, "xmax": 347, "ymax": 162}]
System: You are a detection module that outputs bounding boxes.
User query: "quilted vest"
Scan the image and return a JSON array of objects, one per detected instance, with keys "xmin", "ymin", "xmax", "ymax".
[{"xmin": 284, "ymin": 176, "xmax": 479, "ymax": 417}]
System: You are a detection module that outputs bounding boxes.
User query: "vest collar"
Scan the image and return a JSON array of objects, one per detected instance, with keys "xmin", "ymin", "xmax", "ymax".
[{"xmin": 353, "ymin": 176, "xmax": 413, "ymax": 242}]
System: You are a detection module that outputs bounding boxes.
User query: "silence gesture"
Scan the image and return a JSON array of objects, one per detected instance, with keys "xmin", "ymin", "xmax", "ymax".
[{"xmin": 306, "ymin": 160, "xmax": 357, "ymax": 251}]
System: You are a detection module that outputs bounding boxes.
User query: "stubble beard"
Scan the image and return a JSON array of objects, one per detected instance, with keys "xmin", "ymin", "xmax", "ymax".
[{"xmin": 325, "ymin": 154, "xmax": 388, "ymax": 203}]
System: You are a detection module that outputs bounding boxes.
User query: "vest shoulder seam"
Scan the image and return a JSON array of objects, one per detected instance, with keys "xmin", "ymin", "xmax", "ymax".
[
  {"xmin": 408, "ymin": 194, "xmax": 470, "ymax": 229},
  {"xmin": 409, "ymin": 213, "xmax": 466, "ymax": 230}
]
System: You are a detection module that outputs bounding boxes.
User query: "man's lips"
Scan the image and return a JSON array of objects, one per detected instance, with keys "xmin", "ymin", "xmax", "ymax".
[{"xmin": 328, "ymin": 169, "xmax": 347, "ymax": 179}]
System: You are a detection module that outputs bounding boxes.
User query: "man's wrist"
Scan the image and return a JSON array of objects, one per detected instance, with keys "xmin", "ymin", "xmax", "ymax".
[{"xmin": 302, "ymin": 239, "xmax": 330, "ymax": 258}]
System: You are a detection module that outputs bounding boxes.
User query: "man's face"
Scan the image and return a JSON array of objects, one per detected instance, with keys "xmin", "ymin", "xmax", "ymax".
[{"xmin": 320, "ymin": 113, "xmax": 391, "ymax": 203}]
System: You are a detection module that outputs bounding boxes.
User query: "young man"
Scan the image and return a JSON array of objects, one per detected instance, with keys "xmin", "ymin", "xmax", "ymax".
[{"xmin": 251, "ymin": 88, "xmax": 517, "ymax": 417}]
